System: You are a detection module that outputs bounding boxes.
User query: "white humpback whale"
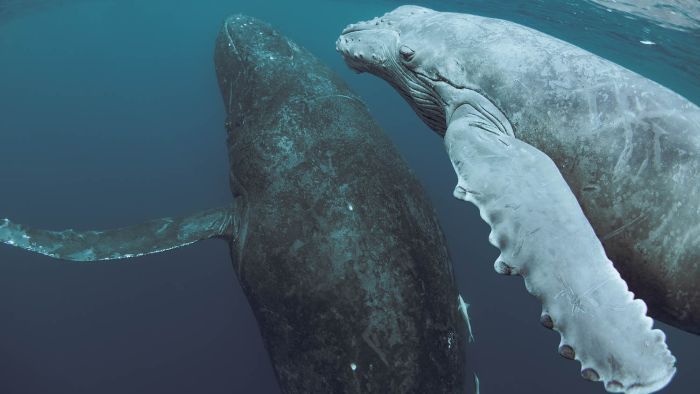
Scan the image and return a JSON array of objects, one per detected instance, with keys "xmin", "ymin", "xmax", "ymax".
[{"xmin": 337, "ymin": 5, "xmax": 700, "ymax": 393}]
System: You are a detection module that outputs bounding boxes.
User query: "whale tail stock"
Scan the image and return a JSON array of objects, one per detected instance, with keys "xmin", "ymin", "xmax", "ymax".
[{"xmin": 0, "ymin": 203, "xmax": 238, "ymax": 262}]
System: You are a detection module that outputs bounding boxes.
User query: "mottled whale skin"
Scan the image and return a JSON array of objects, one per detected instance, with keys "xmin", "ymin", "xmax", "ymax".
[
  {"xmin": 337, "ymin": 5, "xmax": 698, "ymax": 393},
  {"xmin": 1, "ymin": 15, "xmax": 472, "ymax": 394},
  {"xmin": 214, "ymin": 16, "xmax": 469, "ymax": 393},
  {"xmin": 340, "ymin": 4, "xmax": 700, "ymax": 336}
]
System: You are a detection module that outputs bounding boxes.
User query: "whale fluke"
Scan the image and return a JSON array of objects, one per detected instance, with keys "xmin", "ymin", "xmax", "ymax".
[{"xmin": 0, "ymin": 204, "xmax": 237, "ymax": 261}]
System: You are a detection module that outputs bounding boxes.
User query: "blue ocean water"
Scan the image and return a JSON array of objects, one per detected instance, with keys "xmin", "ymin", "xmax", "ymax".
[{"xmin": 0, "ymin": 1, "xmax": 697, "ymax": 393}]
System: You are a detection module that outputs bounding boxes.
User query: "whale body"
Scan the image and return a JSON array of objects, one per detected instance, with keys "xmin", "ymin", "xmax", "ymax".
[{"xmin": 1, "ymin": 15, "xmax": 473, "ymax": 393}]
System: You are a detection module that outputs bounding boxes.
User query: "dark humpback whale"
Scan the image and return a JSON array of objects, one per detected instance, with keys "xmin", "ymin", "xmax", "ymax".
[{"xmin": 1, "ymin": 15, "xmax": 473, "ymax": 393}]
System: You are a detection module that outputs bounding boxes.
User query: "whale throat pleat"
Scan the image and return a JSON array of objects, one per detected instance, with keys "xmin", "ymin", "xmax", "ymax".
[
  {"xmin": 446, "ymin": 106, "xmax": 676, "ymax": 394},
  {"xmin": 391, "ymin": 63, "xmax": 446, "ymax": 133},
  {"xmin": 0, "ymin": 204, "xmax": 237, "ymax": 262}
]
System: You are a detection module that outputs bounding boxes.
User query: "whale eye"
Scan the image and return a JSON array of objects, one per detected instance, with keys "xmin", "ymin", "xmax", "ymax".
[{"xmin": 399, "ymin": 45, "xmax": 415, "ymax": 61}]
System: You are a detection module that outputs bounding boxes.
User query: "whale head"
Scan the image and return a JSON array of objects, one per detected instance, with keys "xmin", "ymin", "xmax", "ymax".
[
  {"xmin": 337, "ymin": 6, "xmax": 464, "ymax": 135},
  {"xmin": 215, "ymin": 14, "xmax": 311, "ymax": 127}
]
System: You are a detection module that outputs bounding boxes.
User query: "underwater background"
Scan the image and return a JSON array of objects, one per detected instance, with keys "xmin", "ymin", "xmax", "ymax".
[{"xmin": 0, "ymin": 0, "xmax": 698, "ymax": 392}]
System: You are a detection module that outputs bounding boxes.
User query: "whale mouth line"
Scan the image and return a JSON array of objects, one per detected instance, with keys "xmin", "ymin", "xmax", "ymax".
[
  {"xmin": 340, "ymin": 21, "xmax": 396, "ymax": 37},
  {"xmin": 340, "ymin": 25, "xmax": 365, "ymax": 35}
]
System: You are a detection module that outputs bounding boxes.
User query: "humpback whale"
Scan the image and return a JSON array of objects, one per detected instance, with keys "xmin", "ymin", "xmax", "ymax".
[
  {"xmin": 336, "ymin": 5, "xmax": 700, "ymax": 393},
  {"xmin": 1, "ymin": 15, "xmax": 473, "ymax": 393}
]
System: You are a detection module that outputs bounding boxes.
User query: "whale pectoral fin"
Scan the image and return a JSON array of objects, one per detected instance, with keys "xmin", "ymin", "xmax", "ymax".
[
  {"xmin": 445, "ymin": 110, "xmax": 676, "ymax": 393},
  {"xmin": 0, "ymin": 204, "xmax": 237, "ymax": 262}
]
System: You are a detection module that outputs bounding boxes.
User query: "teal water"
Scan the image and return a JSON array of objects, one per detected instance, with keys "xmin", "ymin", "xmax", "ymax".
[{"xmin": 0, "ymin": 1, "xmax": 697, "ymax": 393}]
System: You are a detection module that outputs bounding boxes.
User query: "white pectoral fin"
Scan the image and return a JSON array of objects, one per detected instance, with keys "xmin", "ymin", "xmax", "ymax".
[
  {"xmin": 445, "ymin": 112, "xmax": 675, "ymax": 393},
  {"xmin": 0, "ymin": 204, "xmax": 237, "ymax": 262}
]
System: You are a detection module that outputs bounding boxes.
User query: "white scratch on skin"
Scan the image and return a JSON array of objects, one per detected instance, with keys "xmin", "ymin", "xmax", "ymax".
[
  {"xmin": 556, "ymin": 272, "xmax": 615, "ymax": 314},
  {"xmin": 312, "ymin": 94, "xmax": 365, "ymax": 105},
  {"xmin": 362, "ymin": 327, "xmax": 389, "ymax": 367},
  {"xmin": 640, "ymin": 40, "xmax": 656, "ymax": 45},
  {"xmin": 474, "ymin": 373, "xmax": 480, "ymax": 394},
  {"xmin": 458, "ymin": 294, "xmax": 475, "ymax": 343},
  {"xmin": 600, "ymin": 213, "xmax": 647, "ymax": 241},
  {"xmin": 555, "ymin": 273, "xmax": 588, "ymax": 314}
]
